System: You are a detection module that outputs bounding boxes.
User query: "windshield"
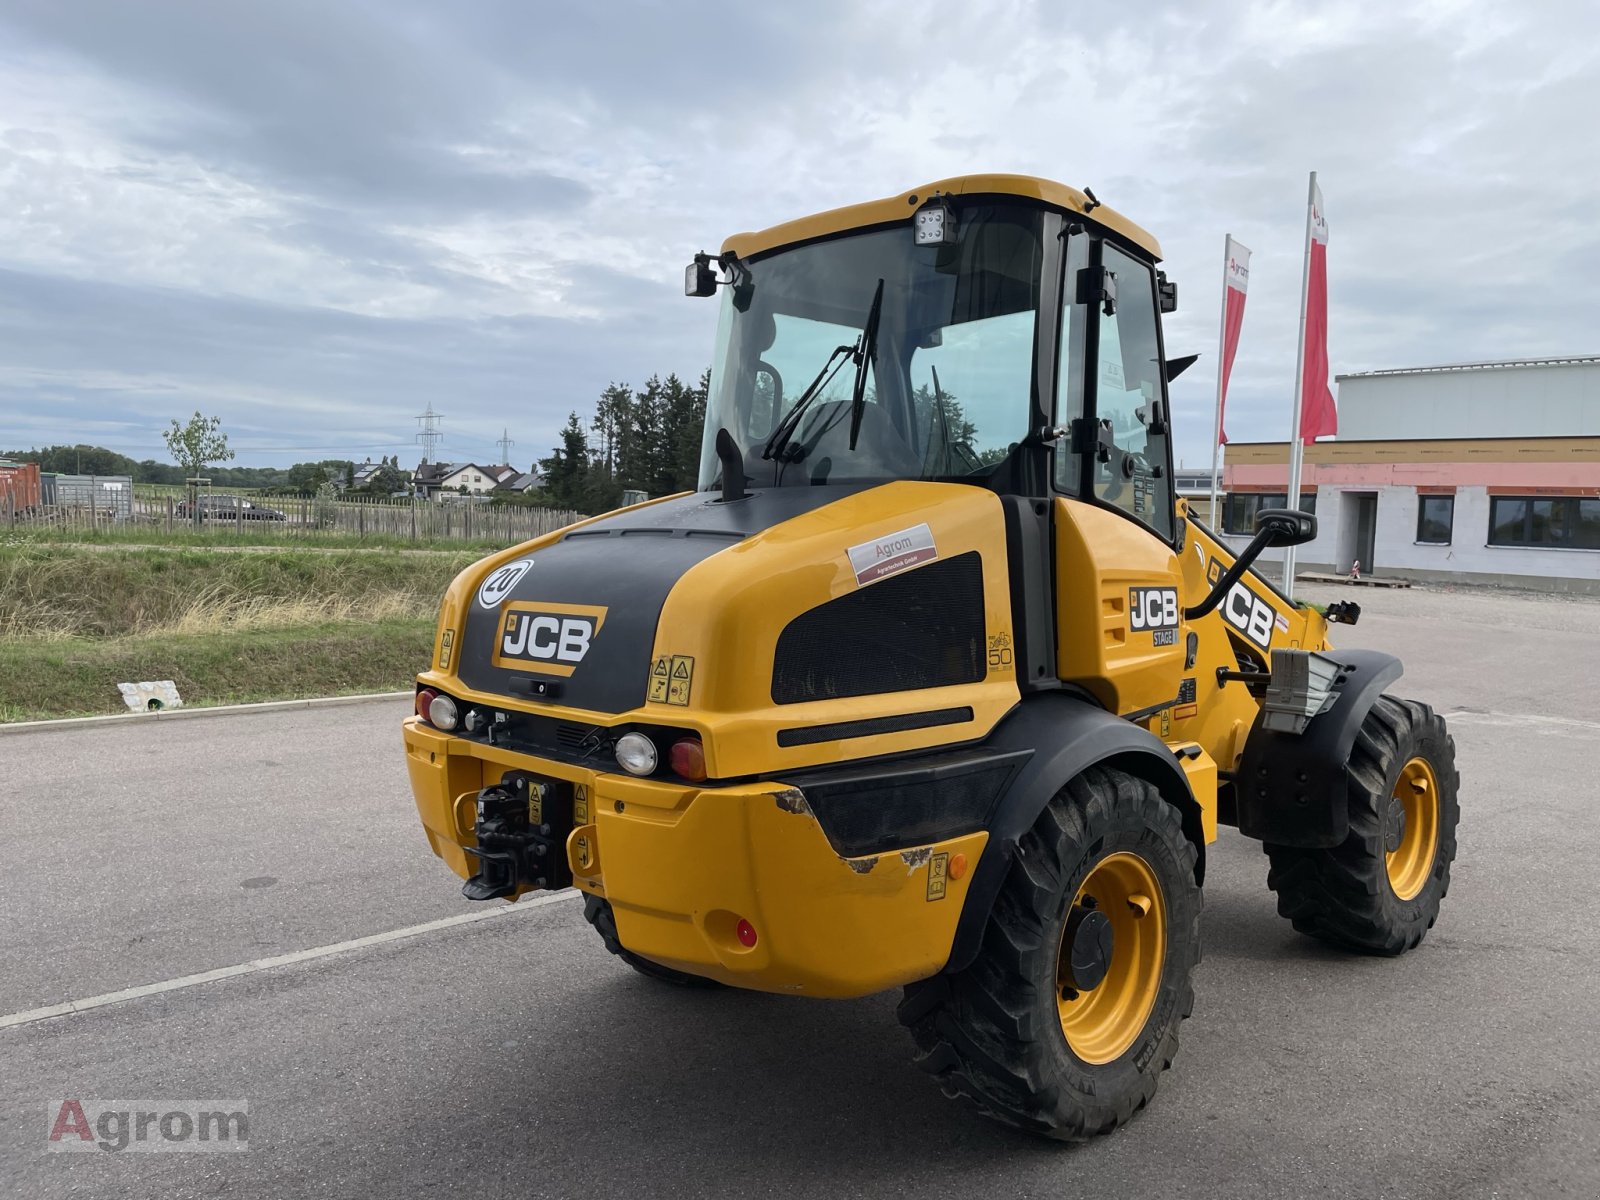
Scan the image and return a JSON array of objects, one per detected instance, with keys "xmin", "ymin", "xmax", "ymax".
[{"xmin": 698, "ymin": 203, "xmax": 1045, "ymax": 489}]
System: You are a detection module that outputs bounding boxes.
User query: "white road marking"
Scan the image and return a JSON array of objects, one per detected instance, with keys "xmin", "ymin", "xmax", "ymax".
[
  {"xmin": 0, "ymin": 890, "xmax": 583, "ymax": 1032},
  {"xmin": 1449, "ymin": 709, "xmax": 1600, "ymax": 733}
]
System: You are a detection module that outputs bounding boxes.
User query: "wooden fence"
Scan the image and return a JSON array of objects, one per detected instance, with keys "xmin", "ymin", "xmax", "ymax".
[{"xmin": 2, "ymin": 490, "xmax": 587, "ymax": 545}]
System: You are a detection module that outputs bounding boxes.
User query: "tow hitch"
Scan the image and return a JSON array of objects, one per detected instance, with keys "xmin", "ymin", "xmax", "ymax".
[{"xmin": 461, "ymin": 771, "xmax": 575, "ymax": 901}]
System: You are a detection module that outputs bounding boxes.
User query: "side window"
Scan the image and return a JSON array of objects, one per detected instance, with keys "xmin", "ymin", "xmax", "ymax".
[{"xmin": 1090, "ymin": 246, "xmax": 1172, "ymax": 539}]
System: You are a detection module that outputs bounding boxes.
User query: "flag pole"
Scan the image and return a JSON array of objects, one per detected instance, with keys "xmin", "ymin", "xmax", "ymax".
[
  {"xmin": 1207, "ymin": 235, "xmax": 1230, "ymax": 527},
  {"xmin": 1282, "ymin": 171, "xmax": 1317, "ymax": 599}
]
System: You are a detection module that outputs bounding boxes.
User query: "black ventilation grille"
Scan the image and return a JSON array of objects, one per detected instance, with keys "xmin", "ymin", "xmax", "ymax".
[{"xmin": 771, "ymin": 552, "xmax": 986, "ymax": 705}]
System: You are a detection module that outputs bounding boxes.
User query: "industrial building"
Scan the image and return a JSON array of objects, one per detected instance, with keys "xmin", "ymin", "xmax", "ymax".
[{"xmin": 1220, "ymin": 356, "xmax": 1600, "ymax": 593}]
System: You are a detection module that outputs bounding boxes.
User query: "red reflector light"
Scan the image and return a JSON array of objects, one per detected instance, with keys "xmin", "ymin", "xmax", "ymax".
[
  {"xmin": 736, "ymin": 918, "xmax": 758, "ymax": 948},
  {"xmin": 415, "ymin": 688, "xmax": 439, "ymax": 723},
  {"xmin": 669, "ymin": 737, "xmax": 707, "ymax": 781}
]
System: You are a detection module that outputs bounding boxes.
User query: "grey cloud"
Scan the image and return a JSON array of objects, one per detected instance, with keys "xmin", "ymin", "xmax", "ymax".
[
  {"xmin": 0, "ymin": 266, "xmax": 714, "ymax": 464},
  {"xmin": 0, "ymin": 0, "xmax": 590, "ymax": 217}
]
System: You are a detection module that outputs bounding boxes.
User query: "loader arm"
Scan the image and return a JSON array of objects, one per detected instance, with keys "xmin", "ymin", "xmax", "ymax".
[{"xmin": 1178, "ymin": 500, "xmax": 1334, "ymax": 664}]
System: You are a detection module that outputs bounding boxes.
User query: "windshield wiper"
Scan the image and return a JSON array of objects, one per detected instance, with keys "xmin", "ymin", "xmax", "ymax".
[
  {"xmin": 847, "ymin": 278, "xmax": 885, "ymax": 451},
  {"xmin": 761, "ymin": 342, "xmax": 854, "ymax": 462}
]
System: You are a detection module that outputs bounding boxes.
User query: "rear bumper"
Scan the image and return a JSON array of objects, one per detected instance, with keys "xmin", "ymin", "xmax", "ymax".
[{"xmin": 403, "ymin": 717, "xmax": 985, "ymax": 997}]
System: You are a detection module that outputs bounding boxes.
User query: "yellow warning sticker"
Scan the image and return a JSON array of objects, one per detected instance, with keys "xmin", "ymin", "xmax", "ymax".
[
  {"xmin": 1159, "ymin": 708, "xmax": 1172, "ymax": 738},
  {"xmin": 527, "ymin": 783, "xmax": 543, "ymax": 826},
  {"xmin": 574, "ymin": 784, "xmax": 589, "ymax": 825},
  {"xmin": 439, "ymin": 628, "xmax": 455, "ymax": 670},
  {"xmin": 927, "ymin": 851, "xmax": 949, "ymax": 901},
  {"xmin": 666, "ymin": 655, "xmax": 694, "ymax": 706},
  {"xmin": 647, "ymin": 656, "xmax": 671, "ymax": 703}
]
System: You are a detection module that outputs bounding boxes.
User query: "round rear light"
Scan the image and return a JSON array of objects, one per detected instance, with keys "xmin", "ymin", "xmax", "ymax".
[
  {"xmin": 669, "ymin": 738, "xmax": 707, "ymax": 782},
  {"xmin": 735, "ymin": 918, "xmax": 758, "ymax": 948},
  {"xmin": 427, "ymin": 693, "xmax": 460, "ymax": 732},
  {"xmin": 415, "ymin": 688, "xmax": 439, "ymax": 722},
  {"xmin": 614, "ymin": 732, "xmax": 659, "ymax": 776}
]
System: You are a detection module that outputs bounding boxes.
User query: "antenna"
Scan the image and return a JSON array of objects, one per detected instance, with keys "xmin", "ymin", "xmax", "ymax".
[
  {"xmin": 415, "ymin": 403, "xmax": 443, "ymax": 463},
  {"xmin": 496, "ymin": 427, "xmax": 515, "ymax": 466}
]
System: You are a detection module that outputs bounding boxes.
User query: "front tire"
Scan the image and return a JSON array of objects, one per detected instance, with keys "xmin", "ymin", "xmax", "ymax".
[
  {"xmin": 899, "ymin": 766, "xmax": 1201, "ymax": 1140},
  {"xmin": 1265, "ymin": 695, "xmax": 1459, "ymax": 954}
]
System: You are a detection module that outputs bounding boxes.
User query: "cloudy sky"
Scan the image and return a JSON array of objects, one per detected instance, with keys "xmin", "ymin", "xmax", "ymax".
[{"xmin": 2, "ymin": 0, "xmax": 1597, "ymax": 471}]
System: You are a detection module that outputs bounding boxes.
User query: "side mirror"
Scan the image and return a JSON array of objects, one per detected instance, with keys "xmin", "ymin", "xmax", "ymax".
[
  {"xmin": 1157, "ymin": 270, "xmax": 1178, "ymax": 313},
  {"xmin": 1254, "ymin": 507, "xmax": 1317, "ymax": 547},
  {"xmin": 1185, "ymin": 507, "xmax": 1317, "ymax": 622}
]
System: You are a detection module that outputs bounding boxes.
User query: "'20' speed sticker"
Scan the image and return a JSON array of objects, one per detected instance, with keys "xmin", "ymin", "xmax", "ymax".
[{"xmin": 477, "ymin": 558, "xmax": 533, "ymax": 609}]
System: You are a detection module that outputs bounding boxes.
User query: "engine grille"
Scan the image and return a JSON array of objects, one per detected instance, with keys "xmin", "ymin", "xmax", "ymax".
[{"xmin": 771, "ymin": 552, "xmax": 986, "ymax": 704}]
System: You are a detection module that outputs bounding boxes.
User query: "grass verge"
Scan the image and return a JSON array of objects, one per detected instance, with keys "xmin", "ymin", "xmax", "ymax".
[
  {"xmin": 1, "ymin": 544, "xmax": 468, "ymax": 721},
  {"xmin": 0, "ymin": 619, "xmax": 434, "ymax": 722}
]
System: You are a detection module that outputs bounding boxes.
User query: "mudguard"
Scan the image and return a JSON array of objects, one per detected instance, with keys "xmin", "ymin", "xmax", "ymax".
[
  {"xmin": 943, "ymin": 692, "xmax": 1201, "ymax": 974},
  {"xmin": 1235, "ymin": 648, "xmax": 1403, "ymax": 848}
]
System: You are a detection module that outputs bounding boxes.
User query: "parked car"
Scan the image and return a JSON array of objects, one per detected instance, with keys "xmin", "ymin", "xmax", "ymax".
[{"xmin": 175, "ymin": 495, "xmax": 288, "ymax": 522}]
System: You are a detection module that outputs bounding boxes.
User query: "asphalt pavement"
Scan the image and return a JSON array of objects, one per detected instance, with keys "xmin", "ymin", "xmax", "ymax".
[{"xmin": 2, "ymin": 582, "xmax": 1598, "ymax": 1198}]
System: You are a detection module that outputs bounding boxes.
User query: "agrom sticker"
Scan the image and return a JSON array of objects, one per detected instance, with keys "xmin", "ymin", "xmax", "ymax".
[
  {"xmin": 847, "ymin": 522, "xmax": 937, "ymax": 587},
  {"xmin": 477, "ymin": 558, "xmax": 534, "ymax": 609}
]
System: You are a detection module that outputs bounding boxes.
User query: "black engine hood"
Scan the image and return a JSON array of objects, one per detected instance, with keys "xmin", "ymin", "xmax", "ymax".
[{"xmin": 455, "ymin": 485, "xmax": 872, "ymax": 713}]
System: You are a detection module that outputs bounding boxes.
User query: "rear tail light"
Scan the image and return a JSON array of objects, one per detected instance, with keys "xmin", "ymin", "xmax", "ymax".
[
  {"xmin": 428, "ymin": 693, "xmax": 460, "ymax": 731},
  {"xmin": 669, "ymin": 737, "xmax": 707, "ymax": 782},
  {"xmin": 415, "ymin": 688, "xmax": 460, "ymax": 731},
  {"xmin": 735, "ymin": 918, "xmax": 758, "ymax": 948}
]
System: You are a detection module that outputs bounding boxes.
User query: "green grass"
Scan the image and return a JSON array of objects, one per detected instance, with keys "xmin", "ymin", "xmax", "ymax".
[
  {"xmin": 0, "ymin": 620, "xmax": 435, "ymax": 722},
  {"xmin": 1, "ymin": 525, "xmax": 512, "ymax": 552},
  {"xmin": 0, "ymin": 543, "xmax": 477, "ymax": 720}
]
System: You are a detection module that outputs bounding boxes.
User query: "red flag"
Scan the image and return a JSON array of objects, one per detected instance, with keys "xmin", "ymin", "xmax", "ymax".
[
  {"xmin": 1299, "ymin": 182, "xmax": 1337, "ymax": 442},
  {"xmin": 1217, "ymin": 236, "xmax": 1250, "ymax": 444}
]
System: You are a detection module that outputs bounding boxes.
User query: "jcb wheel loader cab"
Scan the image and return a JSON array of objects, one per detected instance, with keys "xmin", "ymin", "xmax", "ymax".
[{"xmin": 403, "ymin": 173, "xmax": 1457, "ymax": 1141}]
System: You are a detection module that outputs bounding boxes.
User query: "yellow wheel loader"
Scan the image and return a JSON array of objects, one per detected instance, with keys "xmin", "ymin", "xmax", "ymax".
[{"xmin": 403, "ymin": 174, "xmax": 1459, "ymax": 1139}]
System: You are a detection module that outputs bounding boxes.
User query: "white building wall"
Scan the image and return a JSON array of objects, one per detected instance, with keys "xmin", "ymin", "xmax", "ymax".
[
  {"xmin": 1222, "ymin": 485, "xmax": 1600, "ymax": 592},
  {"xmin": 1337, "ymin": 360, "xmax": 1600, "ymax": 441}
]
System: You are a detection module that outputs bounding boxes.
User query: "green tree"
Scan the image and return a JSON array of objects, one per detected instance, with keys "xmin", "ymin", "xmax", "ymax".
[
  {"xmin": 162, "ymin": 412, "xmax": 234, "ymax": 479},
  {"xmin": 538, "ymin": 412, "xmax": 592, "ymax": 510}
]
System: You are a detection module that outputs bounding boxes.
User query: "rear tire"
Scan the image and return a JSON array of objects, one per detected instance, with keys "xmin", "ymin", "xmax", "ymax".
[
  {"xmin": 583, "ymin": 894, "xmax": 724, "ymax": 988},
  {"xmin": 899, "ymin": 766, "xmax": 1201, "ymax": 1140},
  {"xmin": 1265, "ymin": 695, "xmax": 1459, "ymax": 954}
]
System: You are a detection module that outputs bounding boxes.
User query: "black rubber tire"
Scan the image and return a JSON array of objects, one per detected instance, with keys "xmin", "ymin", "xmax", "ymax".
[
  {"xmin": 898, "ymin": 766, "xmax": 1202, "ymax": 1140},
  {"xmin": 1265, "ymin": 695, "xmax": 1459, "ymax": 955},
  {"xmin": 582, "ymin": 893, "xmax": 724, "ymax": 988}
]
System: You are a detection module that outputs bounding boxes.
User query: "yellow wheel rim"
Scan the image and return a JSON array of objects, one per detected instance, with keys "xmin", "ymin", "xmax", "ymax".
[
  {"xmin": 1056, "ymin": 851, "xmax": 1166, "ymax": 1065},
  {"xmin": 1386, "ymin": 756, "xmax": 1440, "ymax": 901}
]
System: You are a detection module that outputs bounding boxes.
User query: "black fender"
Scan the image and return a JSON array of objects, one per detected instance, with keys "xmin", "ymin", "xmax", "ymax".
[
  {"xmin": 943, "ymin": 692, "xmax": 1203, "ymax": 975},
  {"xmin": 1235, "ymin": 648, "xmax": 1403, "ymax": 848}
]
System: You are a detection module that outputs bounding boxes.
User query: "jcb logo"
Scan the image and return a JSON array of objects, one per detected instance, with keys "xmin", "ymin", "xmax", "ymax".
[
  {"xmin": 1221, "ymin": 582, "xmax": 1275, "ymax": 649},
  {"xmin": 492, "ymin": 603, "xmax": 608, "ymax": 677},
  {"xmin": 1129, "ymin": 587, "xmax": 1179, "ymax": 633}
]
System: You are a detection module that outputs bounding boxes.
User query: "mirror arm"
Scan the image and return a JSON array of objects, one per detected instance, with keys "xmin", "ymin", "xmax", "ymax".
[{"xmin": 1184, "ymin": 525, "xmax": 1275, "ymax": 621}]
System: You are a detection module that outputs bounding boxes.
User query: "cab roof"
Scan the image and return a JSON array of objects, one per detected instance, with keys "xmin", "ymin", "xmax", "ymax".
[{"xmin": 720, "ymin": 173, "xmax": 1162, "ymax": 262}]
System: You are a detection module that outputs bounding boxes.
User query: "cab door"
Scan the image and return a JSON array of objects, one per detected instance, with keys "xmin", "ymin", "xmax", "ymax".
[{"xmin": 1052, "ymin": 236, "xmax": 1187, "ymax": 718}]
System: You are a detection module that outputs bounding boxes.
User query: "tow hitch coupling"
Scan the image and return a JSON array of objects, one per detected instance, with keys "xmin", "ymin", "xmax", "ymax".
[{"xmin": 461, "ymin": 772, "xmax": 575, "ymax": 901}]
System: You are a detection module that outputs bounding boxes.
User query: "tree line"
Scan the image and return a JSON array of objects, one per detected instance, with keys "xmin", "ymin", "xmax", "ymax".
[
  {"xmin": 1, "ymin": 445, "xmax": 412, "ymax": 494},
  {"xmin": 537, "ymin": 371, "xmax": 708, "ymax": 513}
]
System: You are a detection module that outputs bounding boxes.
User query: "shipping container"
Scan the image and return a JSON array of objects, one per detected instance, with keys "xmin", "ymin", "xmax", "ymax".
[
  {"xmin": 42, "ymin": 473, "xmax": 135, "ymax": 520},
  {"xmin": 0, "ymin": 461, "xmax": 42, "ymax": 515}
]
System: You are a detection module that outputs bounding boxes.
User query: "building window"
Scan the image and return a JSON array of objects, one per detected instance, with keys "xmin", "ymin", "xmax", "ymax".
[
  {"xmin": 1222, "ymin": 491, "xmax": 1317, "ymax": 535},
  {"xmin": 1488, "ymin": 496, "xmax": 1600, "ymax": 549},
  {"xmin": 1416, "ymin": 495, "xmax": 1454, "ymax": 544}
]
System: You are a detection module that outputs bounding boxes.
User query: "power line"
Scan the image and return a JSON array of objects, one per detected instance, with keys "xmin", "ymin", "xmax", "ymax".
[
  {"xmin": 415, "ymin": 403, "xmax": 444, "ymax": 463},
  {"xmin": 496, "ymin": 427, "xmax": 515, "ymax": 466}
]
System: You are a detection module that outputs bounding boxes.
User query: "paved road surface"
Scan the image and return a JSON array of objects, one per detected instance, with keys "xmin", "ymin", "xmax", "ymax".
[{"xmin": 2, "ymin": 583, "xmax": 1597, "ymax": 1198}]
